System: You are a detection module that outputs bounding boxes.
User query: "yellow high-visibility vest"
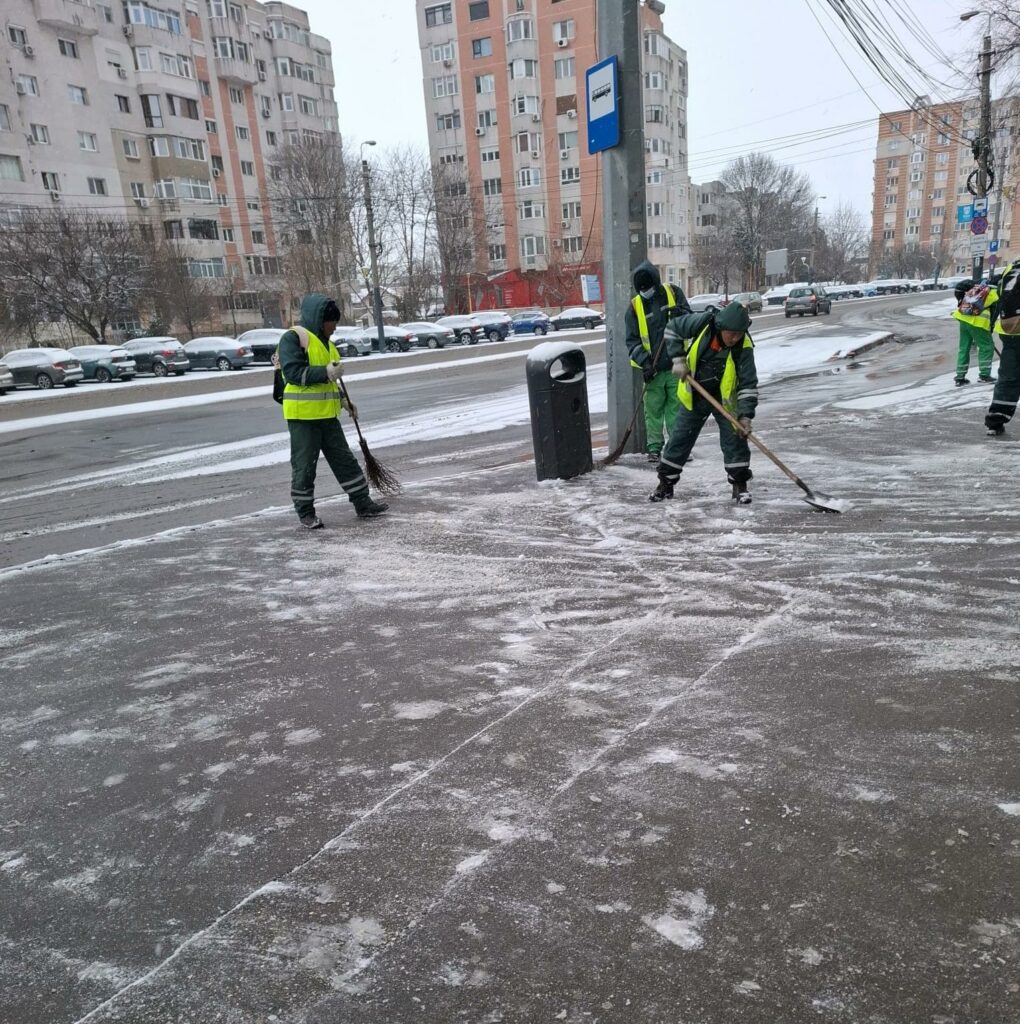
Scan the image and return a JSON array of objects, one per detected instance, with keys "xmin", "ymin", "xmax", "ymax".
[
  {"xmin": 629, "ymin": 284, "xmax": 677, "ymax": 368},
  {"xmin": 676, "ymin": 323, "xmax": 753, "ymax": 414},
  {"xmin": 281, "ymin": 326, "xmax": 342, "ymax": 420}
]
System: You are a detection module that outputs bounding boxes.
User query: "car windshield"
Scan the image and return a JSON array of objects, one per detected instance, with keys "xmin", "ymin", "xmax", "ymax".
[{"xmin": 789, "ymin": 289, "xmax": 812, "ymax": 297}]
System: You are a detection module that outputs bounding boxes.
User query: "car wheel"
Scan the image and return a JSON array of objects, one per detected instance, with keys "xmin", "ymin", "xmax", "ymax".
[
  {"xmin": 585, "ymin": 319, "xmax": 596, "ymax": 329},
  {"xmin": 95, "ymin": 367, "xmax": 112, "ymax": 383},
  {"xmin": 534, "ymin": 325, "xmax": 546, "ymax": 336},
  {"xmin": 487, "ymin": 329, "xmax": 501, "ymax": 343},
  {"xmin": 386, "ymin": 340, "xmax": 401, "ymax": 353},
  {"xmin": 427, "ymin": 336, "xmax": 439, "ymax": 349},
  {"xmin": 152, "ymin": 362, "xmax": 169, "ymax": 378},
  {"xmin": 36, "ymin": 373, "xmax": 54, "ymax": 389},
  {"xmin": 216, "ymin": 357, "xmax": 232, "ymax": 371},
  {"xmin": 459, "ymin": 331, "xmax": 471, "ymax": 344},
  {"xmin": 345, "ymin": 345, "xmax": 359, "ymax": 358},
  {"xmin": 812, "ymin": 306, "xmax": 819, "ymax": 316},
  {"xmin": 785, "ymin": 311, "xmax": 791, "ymax": 318},
  {"xmin": 400, "ymin": 341, "xmax": 411, "ymax": 352}
]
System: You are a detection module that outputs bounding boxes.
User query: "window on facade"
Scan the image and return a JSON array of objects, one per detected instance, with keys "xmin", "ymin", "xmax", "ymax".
[
  {"xmin": 117, "ymin": 94, "xmax": 131, "ymax": 113},
  {"xmin": 520, "ymin": 200, "xmax": 543, "ymax": 219},
  {"xmin": 189, "ymin": 257, "xmax": 226, "ymax": 278},
  {"xmin": 30, "ymin": 124, "xmax": 50, "ymax": 144},
  {"xmin": 936, "ymin": 152, "xmax": 949, "ymax": 165},
  {"xmin": 644, "ymin": 31, "xmax": 666, "ymax": 55},
  {"xmin": 483, "ymin": 177, "xmax": 502, "ymax": 196},
  {"xmin": 15, "ymin": 75, "xmax": 39, "ymax": 97},
  {"xmin": 0, "ymin": 154, "xmax": 21, "ymax": 181},
  {"xmin": 436, "ymin": 110, "xmax": 461, "ymax": 130},
  {"xmin": 430, "ymin": 42, "xmax": 455, "ymax": 63},
  {"xmin": 476, "ymin": 109, "xmax": 495, "ymax": 127},
  {"xmin": 553, "ymin": 19, "xmax": 574, "ymax": 41},
  {"xmin": 163, "ymin": 220, "xmax": 184, "ymax": 239},
  {"xmin": 560, "ymin": 166, "xmax": 580, "ymax": 184},
  {"xmin": 68, "ymin": 85, "xmax": 88, "ymax": 105},
  {"xmin": 78, "ymin": 131, "xmax": 98, "ymax": 151},
  {"xmin": 8, "ymin": 26, "xmax": 27, "ymax": 47},
  {"xmin": 510, "ymin": 59, "xmax": 538, "ymax": 79},
  {"xmin": 469, "ymin": 1, "xmax": 489, "ymax": 19},
  {"xmin": 563, "ymin": 236, "xmax": 583, "ymax": 255},
  {"xmin": 554, "ymin": 57, "xmax": 575, "ymax": 79},
  {"xmin": 884, "ymin": 195, "xmax": 896, "ymax": 206},
  {"xmin": 299, "ymin": 95, "xmax": 318, "ymax": 115},
  {"xmin": 644, "ymin": 71, "xmax": 664, "ymax": 89},
  {"xmin": 149, "ymin": 136, "xmax": 170, "ymax": 156},
  {"xmin": 161, "ymin": 52, "xmax": 193, "ymax": 77},
  {"xmin": 126, "ymin": 2, "xmax": 183, "ymax": 34},
  {"xmin": 122, "ymin": 137, "xmax": 140, "ymax": 158},
  {"xmin": 129, "ymin": 181, "xmax": 145, "ymax": 199},
  {"xmin": 507, "ymin": 18, "xmax": 533, "ymax": 42},
  {"xmin": 518, "ymin": 168, "xmax": 540, "ymax": 188},
  {"xmin": 933, "ymin": 188, "xmax": 944, "ymax": 199},
  {"xmin": 251, "ymin": 229, "xmax": 265, "ymax": 244},
  {"xmin": 488, "ymin": 243, "xmax": 506, "ymax": 262},
  {"xmin": 475, "ymin": 74, "xmax": 495, "ymax": 94},
  {"xmin": 229, "ymin": 86, "xmax": 243, "ymax": 103},
  {"xmin": 480, "ymin": 147, "xmax": 499, "ymax": 162},
  {"xmin": 222, "ymin": 228, "xmax": 235, "ymax": 242},
  {"xmin": 166, "ymin": 95, "xmax": 199, "ymax": 119},
  {"xmin": 240, "ymin": 160, "xmax": 255, "ymax": 175},
  {"xmin": 280, "ymin": 93, "xmax": 294, "ymax": 111},
  {"xmin": 236, "ymin": 125, "xmax": 250, "ymax": 140},
  {"xmin": 647, "ymin": 170, "xmax": 663, "ymax": 185},
  {"xmin": 425, "ymin": 3, "xmax": 453, "ymax": 27},
  {"xmin": 472, "ymin": 36, "xmax": 492, "ymax": 57},
  {"xmin": 41, "ymin": 171, "xmax": 59, "ymax": 190},
  {"xmin": 134, "ymin": 47, "xmax": 153, "ymax": 70},
  {"xmin": 511, "ymin": 94, "xmax": 539, "ymax": 115},
  {"xmin": 58, "ymin": 38, "xmax": 79, "ymax": 58},
  {"xmin": 562, "ymin": 201, "xmax": 581, "ymax": 220},
  {"xmin": 0, "ymin": 106, "xmax": 12, "ymax": 132},
  {"xmin": 432, "ymin": 75, "xmax": 458, "ymax": 98},
  {"xmin": 645, "ymin": 105, "xmax": 663, "ymax": 123},
  {"xmin": 266, "ymin": 129, "xmax": 277, "ymax": 145},
  {"xmin": 520, "ymin": 235, "xmax": 546, "ymax": 258},
  {"xmin": 87, "ymin": 177, "xmax": 107, "ymax": 196}
]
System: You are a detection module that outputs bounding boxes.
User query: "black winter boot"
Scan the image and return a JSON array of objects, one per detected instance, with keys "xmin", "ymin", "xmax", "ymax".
[
  {"xmin": 732, "ymin": 481, "xmax": 752, "ymax": 505},
  {"xmin": 649, "ymin": 478, "xmax": 674, "ymax": 502},
  {"xmin": 355, "ymin": 497, "xmax": 389, "ymax": 519}
]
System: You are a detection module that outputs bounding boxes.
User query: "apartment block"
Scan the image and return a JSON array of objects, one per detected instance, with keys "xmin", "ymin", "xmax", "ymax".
[
  {"xmin": 416, "ymin": 0, "xmax": 690, "ymax": 309},
  {"xmin": 688, "ymin": 178, "xmax": 723, "ymax": 294},
  {"xmin": 0, "ymin": 0, "xmax": 337, "ymax": 330},
  {"xmin": 871, "ymin": 95, "xmax": 1020, "ymax": 276}
]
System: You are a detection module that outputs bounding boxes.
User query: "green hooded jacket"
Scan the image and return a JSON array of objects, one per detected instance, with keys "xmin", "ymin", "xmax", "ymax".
[
  {"xmin": 624, "ymin": 260, "xmax": 691, "ymax": 372},
  {"xmin": 279, "ymin": 293, "xmax": 337, "ymax": 389}
]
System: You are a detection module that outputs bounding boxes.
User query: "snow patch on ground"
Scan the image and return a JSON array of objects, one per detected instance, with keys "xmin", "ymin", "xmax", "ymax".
[{"xmin": 642, "ymin": 890, "xmax": 714, "ymax": 950}]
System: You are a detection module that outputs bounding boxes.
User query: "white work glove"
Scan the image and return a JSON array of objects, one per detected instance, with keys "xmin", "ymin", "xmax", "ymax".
[
  {"xmin": 671, "ymin": 356, "xmax": 690, "ymax": 380},
  {"xmin": 340, "ymin": 396, "xmax": 358, "ymax": 418},
  {"xmin": 325, "ymin": 360, "xmax": 344, "ymax": 382},
  {"xmin": 737, "ymin": 416, "xmax": 752, "ymax": 437}
]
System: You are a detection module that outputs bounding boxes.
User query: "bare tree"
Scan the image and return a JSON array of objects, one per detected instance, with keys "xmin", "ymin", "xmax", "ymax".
[
  {"xmin": 145, "ymin": 237, "xmax": 219, "ymax": 339},
  {"xmin": 378, "ymin": 145, "xmax": 440, "ymax": 320},
  {"xmin": 720, "ymin": 153, "xmax": 815, "ymax": 289},
  {"xmin": 692, "ymin": 198, "xmax": 741, "ymax": 293},
  {"xmin": 0, "ymin": 208, "xmax": 149, "ymax": 344},
  {"xmin": 269, "ymin": 136, "xmax": 359, "ymax": 319},
  {"xmin": 432, "ymin": 161, "xmax": 488, "ymax": 313},
  {"xmin": 819, "ymin": 202, "xmax": 868, "ymax": 283}
]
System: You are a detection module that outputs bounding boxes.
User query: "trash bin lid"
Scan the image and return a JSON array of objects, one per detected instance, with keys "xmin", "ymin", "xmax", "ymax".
[{"xmin": 526, "ymin": 340, "xmax": 585, "ymax": 366}]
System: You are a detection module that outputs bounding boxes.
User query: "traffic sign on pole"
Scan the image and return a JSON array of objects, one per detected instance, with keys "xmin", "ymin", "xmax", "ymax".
[
  {"xmin": 971, "ymin": 215, "xmax": 989, "ymax": 235},
  {"xmin": 586, "ymin": 56, "xmax": 620, "ymax": 153},
  {"xmin": 989, "ymin": 240, "xmax": 999, "ymax": 253}
]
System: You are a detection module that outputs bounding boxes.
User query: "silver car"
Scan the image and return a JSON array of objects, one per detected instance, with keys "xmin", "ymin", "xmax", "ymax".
[
  {"xmin": 0, "ymin": 361, "xmax": 14, "ymax": 395},
  {"xmin": 330, "ymin": 327, "xmax": 373, "ymax": 358},
  {"xmin": 183, "ymin": 337, "xmax": 254, "ymax": 371}
]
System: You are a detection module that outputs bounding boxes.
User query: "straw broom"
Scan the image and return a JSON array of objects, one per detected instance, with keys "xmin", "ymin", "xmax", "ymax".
[{"xmin": 337, "ymin": 378, "xmax": 402, "ymax": 495}]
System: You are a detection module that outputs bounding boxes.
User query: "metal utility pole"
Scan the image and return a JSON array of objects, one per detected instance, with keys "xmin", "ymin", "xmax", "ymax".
[
  {"xmin": 601, "ymin": 0, "xmax": 647, "ymax": 457},
  {"xmin": 361, "ymin": 140, "xmax": 385, "ymax": 352},
  {"xmin": 961, "ymin": 11, "xmax": 994, "ymax": 279},
  {"xmin": 809, "ymin": 195, "xmax": 826, "ymax": 284}
]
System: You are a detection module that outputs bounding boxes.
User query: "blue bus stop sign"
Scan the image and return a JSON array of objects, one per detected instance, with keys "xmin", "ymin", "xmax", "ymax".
[{"xmin": 586, "ymin": 56, "xmax": 620, "ymax": 154}]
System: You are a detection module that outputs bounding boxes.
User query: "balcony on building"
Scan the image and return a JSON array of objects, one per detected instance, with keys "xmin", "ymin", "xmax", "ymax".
[
  {"xmin": 34, "ymin": 0, "xmax": 100, "ymax": 35},
  {"xmin": 214, "ymin": 55, "xmax": 259, "ymax": 85},
  {"xmin": 209, "ymin": 16, "xmax": 253, "ymax": 44}
]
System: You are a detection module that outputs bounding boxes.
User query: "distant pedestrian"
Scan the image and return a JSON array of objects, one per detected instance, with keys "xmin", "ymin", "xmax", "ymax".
[
  {"xmin": 625, "ymin": 260, "xmax": 691, "ymax": 462},
  {"xmin": 985, "ymin": 259, "xmax": 1020, "ymax": 436},
  {"xmin": 952, "ymin": 275, "xmax": 998, "ymax": 386},
  {"xmin": 651, "ymin": 302, "xmax": 759, "ymax": 505},
  {"xmin": 279, "ymin": 293, "xmax": 389, "ymax": 529}
]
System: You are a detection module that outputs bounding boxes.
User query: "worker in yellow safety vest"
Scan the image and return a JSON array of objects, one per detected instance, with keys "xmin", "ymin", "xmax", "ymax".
[
  {"xmin": 278, "ymin": 293, "xmax": 388, "ymax": 529},
  {"xmin": 624, "ymin": 260, "xmax": 691, "ymax": 461}
]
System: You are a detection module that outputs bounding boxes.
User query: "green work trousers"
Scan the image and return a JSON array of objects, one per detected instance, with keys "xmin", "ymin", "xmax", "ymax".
[
  {"xmin": 287, "ymin": 417, "xmax": 369, "ymax": 517},
  {"xmin": 659, "ymin": 398, "xmax": 752, "ymax": 485},
  {"xmin": 956, "ymin": 320, "xmax": 995, "ymax": 379},
  {"xmin": 643, "ymin": 370, "xmax": 681, "ymax": 454}
]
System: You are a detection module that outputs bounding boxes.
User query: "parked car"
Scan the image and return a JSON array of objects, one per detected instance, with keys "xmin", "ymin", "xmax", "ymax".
[
  {"xmin": 785, "ymin": 286, "xmax": 832, "ymax": 317},
  {"xmin": 122, "ymin": 337, "xmax": 190, "ymax": 376},
  {"xmin": 510, "ymin": 310, "xmax": 553, "ymax": 335},
  {"xmin": 67, "ymin": 345, "xmax": 137, "ymax": 383},
  {"xmin": 723, "ymin": 291, "xmax": 763, "ymax": 313},
  {"xmin": 237, "ymin": 328, "xmax": 286, "ymax": 363},
  {"xmin": 436, "ymin": 315, "xmax": 484, "ymax": 344},
  {"xmin": 471, "ymin": 310, "xmax": 513, "ymax": 341},
  {"xmin": 0, "ymin": 361, "xmax": 15, "ymax": 395},
  {"xmin": 0, "ymin": 347, "xmax": 84, "ymax": 389},
  {"xmin": 688, "ymin": 293, "xmax": 725, "ymax": 313},
  {"xmin": 548, "ymin": 306, "xmax": 605, "ymax": 330},
  {"xmin": 763, "ymin": 285, "xmax": 794, "ymax": 306},
  {"xmin": 183, "ymin": 336, "xmax": 254, "ymax": 371},
  {"xmin": 399, "ymin": 322, "xmax": 456, "ymax": 349},
  {"xmin": 359, "ymin": 325, "xmax": 415, "ymax": 353},
  {"xmin": 330, "ymin": 326, "xmax": 373, "ymax": 358}
]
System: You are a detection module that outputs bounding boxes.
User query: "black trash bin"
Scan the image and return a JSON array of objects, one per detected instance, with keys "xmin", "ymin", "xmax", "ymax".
[{"xmin": 526, "ymin": 341, "xmax": 593, "ymax": 481}]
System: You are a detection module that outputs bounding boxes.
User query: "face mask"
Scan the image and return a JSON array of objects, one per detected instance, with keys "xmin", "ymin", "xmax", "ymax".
[{"xmin": 639, "ymin": 287, "xmax": 655, "ymax": 300}]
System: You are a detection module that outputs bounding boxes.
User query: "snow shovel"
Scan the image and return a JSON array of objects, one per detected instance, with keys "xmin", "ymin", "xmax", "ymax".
[{"xmin": 685, "ymin": 376, "xmax": 844, "ymax": 514}]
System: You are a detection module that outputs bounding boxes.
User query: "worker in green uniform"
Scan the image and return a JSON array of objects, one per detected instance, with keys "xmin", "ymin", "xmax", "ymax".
[
  {"xmin": 651, "ymin": 301, "xmax": 759, "ymax": 505},
  {"xmin": 279, "ymin": 293, "xmax": 388, "ymax": 529},
  {"xmin": 952, "ymin": 276, "xmax": 999, "ymax": 386},
  {"xmin": 624, "ymin": 261, "xmax": 691, "ymax": 461}
]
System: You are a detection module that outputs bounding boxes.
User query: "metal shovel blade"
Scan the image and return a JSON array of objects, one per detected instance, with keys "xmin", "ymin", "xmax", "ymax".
[{"xmin": 800, "ymin": 487, "xmax": 846, "ymax": 514}]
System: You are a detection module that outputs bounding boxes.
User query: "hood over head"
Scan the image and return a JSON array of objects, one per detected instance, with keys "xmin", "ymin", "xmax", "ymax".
[
  {"xmin": 632, "ymin": 260, "xmax": 662, "ymax": 294},
  {"xmin": 298, "ymin": 293, "xmax": 341, "ymax": 338},
  {"xmin": 716, "ymin": 301, "xmax": 751, "ymax": 334}
]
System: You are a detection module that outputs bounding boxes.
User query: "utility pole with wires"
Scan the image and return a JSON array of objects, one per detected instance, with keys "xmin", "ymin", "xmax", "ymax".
[
  {"xmin": 600, "ymin": 0, "xmax": 648, "ymax": 458},
  {"xmin": 961, "ymin": 10, "xmax": 994, "ymax": 279}
]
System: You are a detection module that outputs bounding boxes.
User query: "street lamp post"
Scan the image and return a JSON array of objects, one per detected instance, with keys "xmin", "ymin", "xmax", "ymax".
[
  {"xmin": 810, "ymin": 196, "xmax": 826, "ymax": 284},
  {"xmin": 961, "ymin": 10, "xmax": 994, "ymax": 279},
  {"xmin": 360, "ymin": 140, "xmax": 385, "ymax": 353}
]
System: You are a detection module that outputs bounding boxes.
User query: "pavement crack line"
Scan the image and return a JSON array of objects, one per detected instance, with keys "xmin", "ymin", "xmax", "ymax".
[{"xmin": 67, "ymin": 587, "xmax": 679, "ymax": 1024}]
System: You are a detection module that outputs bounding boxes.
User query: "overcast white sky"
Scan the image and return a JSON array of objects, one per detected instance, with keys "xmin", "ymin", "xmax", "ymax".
[{"xmin": 311, "ymin": 0, "xmax": 986, "ymax": 222}]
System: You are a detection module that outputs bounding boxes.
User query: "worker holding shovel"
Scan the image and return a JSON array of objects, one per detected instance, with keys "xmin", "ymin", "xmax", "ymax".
[{"xmin": 651, "ymin": 302, "xmax": 759, "ymax": 505}]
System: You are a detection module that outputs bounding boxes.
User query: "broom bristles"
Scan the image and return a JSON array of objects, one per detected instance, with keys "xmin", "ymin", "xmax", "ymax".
[
  {"xmin": 597, "ymin": 426, "xmax": 633, "ymax": 469},
  {"xmin": 358, "ymin": 438, "xmax": 402, "ymax": 495}
]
